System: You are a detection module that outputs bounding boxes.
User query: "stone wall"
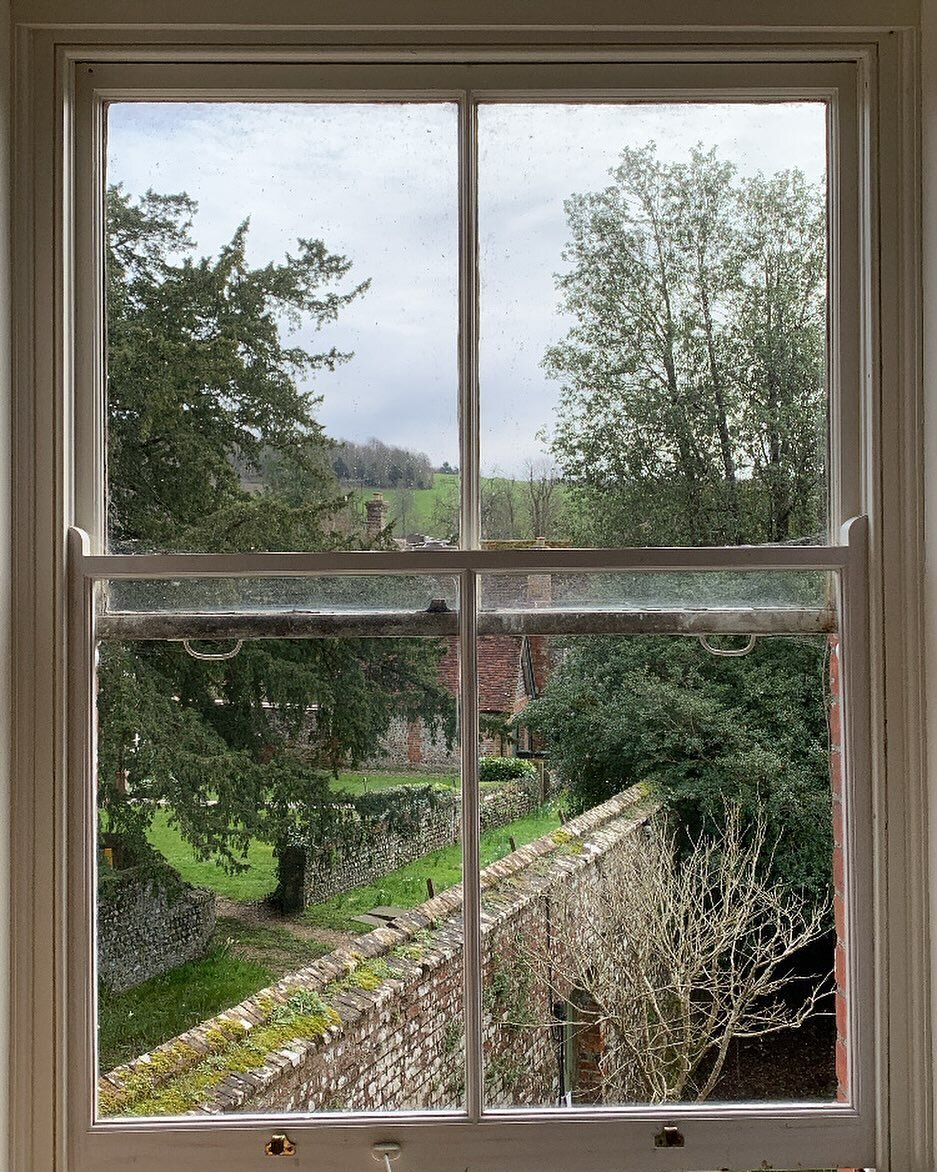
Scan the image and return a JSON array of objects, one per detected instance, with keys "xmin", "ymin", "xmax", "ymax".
[
  {"xmin": 277, "ymin": 779, "xmax": 543, "ymax": 910},
  {"xmin": 360, "ymin": 715, "xmax": 460, "ymax": 771},
  {"xmin": 99, "ymin": 787, "xmax": 655, "ymax": 1116},
  {"xmin": 97, "ymin": 866, "xmax": 216, "ymax": 993}
]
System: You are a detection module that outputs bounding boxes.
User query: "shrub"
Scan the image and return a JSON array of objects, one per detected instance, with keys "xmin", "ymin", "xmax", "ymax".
[{"xmin": 479, "ymin": 756, "xmax": 538, "ymax": 784}]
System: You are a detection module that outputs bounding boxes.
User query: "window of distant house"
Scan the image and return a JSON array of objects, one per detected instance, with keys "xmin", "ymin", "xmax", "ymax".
[{"xmin": 66, "ymin": 56, "xmax": 874, "ymax": 1172}]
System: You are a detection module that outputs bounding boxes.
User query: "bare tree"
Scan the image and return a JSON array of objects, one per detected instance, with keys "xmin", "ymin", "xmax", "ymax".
[
  {"xmin": 481, "ymin": 470, "xmax": 519, "ymax": 538},
  {"xmin": 527, "ymin": 809, "xmax": 831, "ymax": 1103},
  {"xmin": 524, "ymin": 457, "xmax": 562, "ymax": 539}
]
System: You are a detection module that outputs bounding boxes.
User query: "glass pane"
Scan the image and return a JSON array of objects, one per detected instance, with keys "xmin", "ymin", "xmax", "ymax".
[
  {"xmin": 477, "ymin": 628, "xmax": 838, "ymax": 1109},
  {"xmin": 480, "ymin": 568, "xmax": 834, "ymax": 617},
  {"xmin": 106, "ymin": 102, "xmax": 459, "ymax": 554},
  {"xmin": 105, "ymin": 574, "xmax": 460, "ymax": 616},
  {"xmin": 95, "ymin": 629, "xmax": 464, "ymax": 1118},
  {"xmin": 478, "ymin": 102, "xmax": 829, "ymax": 548}
]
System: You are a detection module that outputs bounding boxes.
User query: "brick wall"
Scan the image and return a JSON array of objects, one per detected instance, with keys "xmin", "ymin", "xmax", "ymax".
[{"xmin": 100, "ymin": 788, "xmax": 654, "ymax": 1116}]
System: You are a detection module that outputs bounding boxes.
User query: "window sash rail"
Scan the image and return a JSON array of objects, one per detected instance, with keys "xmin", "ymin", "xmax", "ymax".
[
  {"xmin": 77, "ymin": 540, "xmax": 853, "ymax": 578},
  {"xmin": 94, "ymin": 605, "xmax": 837, "ymax": 640}
]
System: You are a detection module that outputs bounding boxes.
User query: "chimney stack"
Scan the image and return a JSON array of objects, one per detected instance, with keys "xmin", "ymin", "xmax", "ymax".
[
  {"xmin": 366, "ymin": 492, "xmax": 388, "ymax": 542},
  {"xmin": 527, "ymin": 538, "xmax": 551, "ymax": 606}
]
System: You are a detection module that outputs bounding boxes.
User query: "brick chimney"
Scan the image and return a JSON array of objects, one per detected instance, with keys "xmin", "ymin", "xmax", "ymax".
[
  {"xmin": 365, "ymin": 491, "xmax": 387, "ymax": 542},
  {"xmin": 527, "ymin": 536, "xmax": 551, "ymax": 606}
]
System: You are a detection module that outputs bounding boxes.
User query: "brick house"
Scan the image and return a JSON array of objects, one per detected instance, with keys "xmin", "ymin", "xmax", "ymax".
[{"xmin": 367, "ymin": 631, "xmax": 550, "ymax": 771}]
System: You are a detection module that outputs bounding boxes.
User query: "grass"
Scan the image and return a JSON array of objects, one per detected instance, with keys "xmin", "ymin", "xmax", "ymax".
[
  {"xmin": 98, "ymin": 917, "xmax": 330, "ymax": 1075},
  {"xmin": 145, "ymin": 772, "xmax": 470, "ymax": 900},
  {"xmin": 303, "ymin": 802, "xmax": 562, "ymax": 932},
  {"xmin": 359, "ymin": 472, "xmax": 568, "ymax": 540},
  {"xmin": 145, "ymin": 809, "xmax": 277, "ymax": 901},
  {"xmin": 213, "ymin": 916, "xmax": 330, "ymax": 976},
  {"xmin": 145, "ymin": 774, "xmax": 458, "ymax": 901},
  {"xmin": 362, "ymin": 472, "xmax": 457, "ymax": 534},
  {"xmin": 98, "ymin": 945, "xmax": 271, "ymax": 1074},
  {"xmin": 103, "ymin": 802, "xmax": 560, "ymax": 1074}
]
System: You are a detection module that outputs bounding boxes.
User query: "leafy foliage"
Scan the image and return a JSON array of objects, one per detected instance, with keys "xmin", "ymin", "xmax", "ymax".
[
  {"xmin": 523, "ymin": 636, "xmax": 832, "ymax": 898},
  {"xmin": 545, "ymin": 144, "xmax": 826, "ymax": 547},
  {"xmin": 478, "ymin": 756, "xmax": 538, "ymax": 783},
  {"xmin": 332, "ymin": 437, "xmax": 435, "ymax": 490},
  {"xmin": 529, "ymin": 144, "xmax": 833, "ymax": 900}
]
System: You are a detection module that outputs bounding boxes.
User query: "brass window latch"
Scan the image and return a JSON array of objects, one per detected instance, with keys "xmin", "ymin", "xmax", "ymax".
[
  {"xmin": 265, "ymin": 1133, "xmax": 297, "ymax": 1157},
  {"xmin": 654, "ymin": 1125, "xmax": 685, "ymax": 1148}
]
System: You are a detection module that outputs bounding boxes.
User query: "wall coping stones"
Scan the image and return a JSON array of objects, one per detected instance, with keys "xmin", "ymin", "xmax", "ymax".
[{"xmin": 99, "ymin": 785, "xmax": 656, "ymax": 1118}]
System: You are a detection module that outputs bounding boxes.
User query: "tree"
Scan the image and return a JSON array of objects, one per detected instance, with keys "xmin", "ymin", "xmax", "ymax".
[
  {"xmin": 527, "ymin": 809, "xmax": 831, "ymax": 1103},
  {"xmin": 106, "ymin": 186, "xmax": 366, "ymax": 553},
  {"xmin": 523, "ymin": 457, "xmax": 563, "ymax": 539},
  {"xmin": 481, "ymin": 472, "xmax": 519, "ymax": 539},
  {"xmin": 544, "ymin": 144, "xmax": 825, "ymax": 547},
  {"xmin": 100, "ymin": 188, "xmax": 455, "ymax": 869},
  {"xmin": 523, "ymin": 635, "xmax": 832, "ymax": 900},
  {"xmin": 530, "ymin": 145, "xmax": 833, "ymax": 901}
]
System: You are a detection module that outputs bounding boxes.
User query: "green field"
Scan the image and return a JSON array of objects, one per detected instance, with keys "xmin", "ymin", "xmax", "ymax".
[
  {"xmin": 146, "ymin": 809, "xmax": 279, "ymax": 901},
  {"xmin": 113, "ymin": 801, "xmax": 562, "ymax": 1071},
  {"xmin": 356, "ymin": 472, "xmax": 566, "ymax": 540},
  {"xmin": 368, "ymin": 471, "xmax": 458, "ymax": 535},
  {"xmin": 98, "ymin": 917, "xmax": 331, "ymax": 1072},
  {"xmin": 146, "ymin": 786, "xmax": 553, "ymax": 907},
  {"xmin": 145, "ymin": 772, "xmax": 461, "ymax": 899}
]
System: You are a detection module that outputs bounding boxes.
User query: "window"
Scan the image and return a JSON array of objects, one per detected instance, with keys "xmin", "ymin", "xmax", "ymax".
[{"xmin": 11, "ymin": 15, "xmax": 924, "ymax": 1172}]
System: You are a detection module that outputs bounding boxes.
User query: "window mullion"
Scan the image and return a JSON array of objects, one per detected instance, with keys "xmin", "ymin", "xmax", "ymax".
[
  {"xmin": 460, "ymin": 568, "xmax": 483, "ymax": 1120},
  {"xmin": 458, "ymin": 92, "xmax": 480, "ymax": 552}
]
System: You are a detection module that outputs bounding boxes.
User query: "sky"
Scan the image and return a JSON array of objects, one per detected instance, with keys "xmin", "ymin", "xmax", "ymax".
[{"xmin": 107, "ymin": 100, "xmax": 826, "ymax": 477}]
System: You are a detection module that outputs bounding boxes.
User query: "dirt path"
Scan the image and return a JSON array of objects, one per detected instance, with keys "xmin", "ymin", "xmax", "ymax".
[{"xmin": 215, "ymin": 896, "xmax": 356, "ymax": 961}]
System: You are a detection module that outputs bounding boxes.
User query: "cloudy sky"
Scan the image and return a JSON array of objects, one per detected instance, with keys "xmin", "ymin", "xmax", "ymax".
[{"xmin": 108, "ymin": 100, "xmax": 825, "ymax": 476}]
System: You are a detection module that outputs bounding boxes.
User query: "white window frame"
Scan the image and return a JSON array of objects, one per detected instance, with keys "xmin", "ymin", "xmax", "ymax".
[{"xmin": 9, "ymin": 11, "xmax": 926, "ymax": 1172}]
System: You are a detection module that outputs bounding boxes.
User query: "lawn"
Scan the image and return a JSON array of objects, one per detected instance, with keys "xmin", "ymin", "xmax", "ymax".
[
  {"xmin": 361, "ymin": 472, "xmax": 567, "ymax": 540},
  {"xmin": 105, "ymin": 803, "xmax": 560, "ymax": 1072},
  {"xmin": 98, "ymin": 917, "xmax": 330, "ymax": 1073},
  {"xmin": 145, "ymin": 773, "xmax": 460, "ymax": 900},
  {"xmin": 303, "ymin": 802, "xmax": 562, "ymax": 932},
  {"xmin": 146, "ymin": 809, "xmax": 278, "ymax": 901},
  {"xmin": 364, "ymin": 471, "xmax": 457, "ymax": 535}
]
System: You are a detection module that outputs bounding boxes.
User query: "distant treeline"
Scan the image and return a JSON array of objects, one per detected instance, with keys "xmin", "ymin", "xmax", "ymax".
[{"xmin": 333, "ymin": 438, "xmax": 435, "ymax": 489}]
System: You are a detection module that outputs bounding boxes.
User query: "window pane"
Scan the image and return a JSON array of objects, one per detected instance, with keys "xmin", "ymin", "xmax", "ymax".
[
  {"xmin": 480, "ymin": 568, "xmax": 833, "ymax": 617},
  {"xmin": 95, "ymin": 630, "xmax": 464, "ymax": 1118},
  {"xmin": 478, "ymin": 103, "xmax": 829, "ymax": 548},
  {"xmin": 105, "ymin": 573, "xmax": 460, "ymax": 617},
  {"xmin": 105, "ymin": 102, "xmax": 459, "ymax": 554},
  {"xmin": 477, "ymin": 630, "xmax": 838, "ymax": 1110}
]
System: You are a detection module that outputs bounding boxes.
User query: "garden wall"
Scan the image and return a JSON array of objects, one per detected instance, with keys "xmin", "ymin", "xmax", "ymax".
[
  {"xmin": 97, "ymin": 866, "xmax": 216, "ymax": 993},
  {"xmin": 276, "ymin": 779, "xmax": 542, "ymax": 910},
  {"xmin": 99, "ymin": 787, "xmax": 655, "ymax": 1117}
]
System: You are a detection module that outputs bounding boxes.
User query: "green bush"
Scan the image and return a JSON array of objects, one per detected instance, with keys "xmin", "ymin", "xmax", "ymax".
[{"xmin": 478, "ymin": 756, "xmax": 538, "ymax": 784}]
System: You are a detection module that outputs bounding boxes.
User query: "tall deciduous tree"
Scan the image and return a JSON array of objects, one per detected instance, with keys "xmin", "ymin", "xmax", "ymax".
[
  {"xmin": 100, "ymin": 188, "xmax": 455, "ymax": 869},
  {"xmin": 545, "ymin": 145, "xmax": 826, "ymax": 547}
]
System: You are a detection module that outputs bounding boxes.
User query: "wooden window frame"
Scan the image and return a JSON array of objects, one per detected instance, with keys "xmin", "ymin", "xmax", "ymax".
[{"xmin": 9, "ymin": 11, "xmax": 926, "ymax": 1172}]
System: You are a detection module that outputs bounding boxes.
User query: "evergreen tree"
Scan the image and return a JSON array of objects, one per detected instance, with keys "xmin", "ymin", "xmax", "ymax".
[{"xmin": 100, "ymin": 188, "xmax": 454, "ymax": 870}]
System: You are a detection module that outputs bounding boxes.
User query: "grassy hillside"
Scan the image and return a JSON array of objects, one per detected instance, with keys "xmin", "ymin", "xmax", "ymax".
[
  {"xmin": 350, "ymin": 472, "xmax": 567, "ymax": 541},
  {"xmin": 370, "ymin": 472, "xmax": 458, "ymax": 536}
]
